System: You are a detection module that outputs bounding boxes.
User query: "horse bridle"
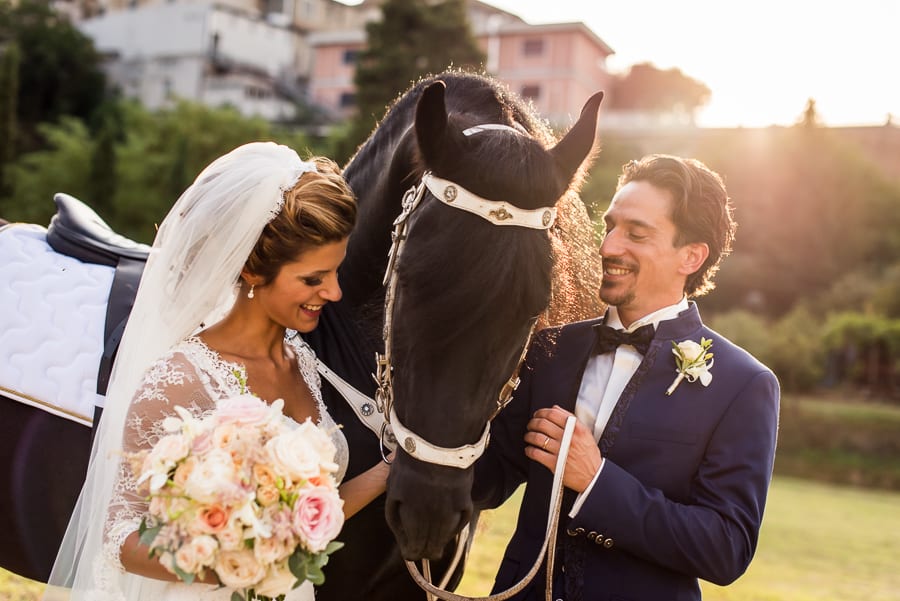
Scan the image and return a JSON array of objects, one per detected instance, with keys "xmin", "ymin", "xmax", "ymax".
[
  {"xmin": 374, "ymin": 160, "xmax": 557, "ymax": 470},
  {"xmin": 374, "ymin": 124, "xmax": 577, "ymax": 601}
]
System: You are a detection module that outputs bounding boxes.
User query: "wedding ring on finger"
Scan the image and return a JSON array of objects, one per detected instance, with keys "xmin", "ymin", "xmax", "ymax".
[{"xmin": 542, "ymin": 435, "xmax": 551, "ymax": 451}]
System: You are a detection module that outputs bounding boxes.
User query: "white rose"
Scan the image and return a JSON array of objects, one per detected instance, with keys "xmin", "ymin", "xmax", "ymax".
[
  {"xmin": 675, "ymin": 340, "xmax": 705, "ymax": 362},
  {"xmin": 254, "ymin": 561, "xmax": 298, "ymax": 599},
  {"xmin": 214, "ymin": 549, "xmax": 267, "ymax": 590},
  {"xmin": 183, "ymin": 449, "xmax": 238, "ymax": 504}
]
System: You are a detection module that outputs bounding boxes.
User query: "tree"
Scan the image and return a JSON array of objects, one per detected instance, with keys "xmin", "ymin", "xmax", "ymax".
[
  {"xmin": 0, "ymin": 41, "xmax": 19, "ymax": 194},
  {"xmin": 798, "ymin": 97, "xmax": 821, "ymax": 128},
  {"xmin": 608, "ymin": 63, "xmax": 710, "ymax": 122},
  {"xmin": 0, "ymin": 99, "xmax": 321, "ymax": 240},
  {"xmin": 0, "ymin": 0, "xmax": 107, "ymax": 151},
  {"xmin": 340, "ymin": 0, "xmax": 484, "ymax": 160},
  {"xmin": 694, "ymin": 127, "xmax": 900, "ymax": 318}
]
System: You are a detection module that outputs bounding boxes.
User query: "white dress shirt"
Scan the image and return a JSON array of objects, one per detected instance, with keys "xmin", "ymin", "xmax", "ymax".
[{"xmin": 569, "ymin": 297, "xmax": 689, "ymax": 517}]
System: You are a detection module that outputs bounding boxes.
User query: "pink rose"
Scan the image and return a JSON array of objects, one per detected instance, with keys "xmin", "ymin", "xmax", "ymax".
[
  {"xmin": 215, "ymin": 395, "xmax": 276, "ymax": 428},
  {"xmin": 291, "ymin": 487, "xmax": 344, "ymax": 553},
  {"xmin": 191, "ymin": 430, "xmax": 214, "ymax": 455},
  {"xmin": 196, "ymin": 504, "xmax": 231, "ymax": 534}
]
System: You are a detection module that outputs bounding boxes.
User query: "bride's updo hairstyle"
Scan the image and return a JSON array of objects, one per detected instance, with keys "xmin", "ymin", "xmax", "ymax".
[{"xmin": 244, "ymin": 156, "xmax": 357, "ymax": 284}]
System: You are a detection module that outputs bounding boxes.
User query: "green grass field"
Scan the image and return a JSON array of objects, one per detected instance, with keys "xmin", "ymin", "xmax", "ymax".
[
  {"xmin": 456, "ymin": 476, "xmax": 900, "ymax": 600},
  {"xmin": 4, "ymin": 477, "xmax": 897, "ymax": 601}
]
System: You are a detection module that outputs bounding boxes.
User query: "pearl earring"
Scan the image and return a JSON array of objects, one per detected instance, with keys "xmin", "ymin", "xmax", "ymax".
[{"xmin": 247, "ymin": 284, "xmax": 255, "ymax": 299}]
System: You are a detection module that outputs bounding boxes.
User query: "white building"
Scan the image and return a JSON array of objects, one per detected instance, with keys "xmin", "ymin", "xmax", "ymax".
[{"xmin": 79, "ymin": 1, "xmax": 306, "ymax": 120}]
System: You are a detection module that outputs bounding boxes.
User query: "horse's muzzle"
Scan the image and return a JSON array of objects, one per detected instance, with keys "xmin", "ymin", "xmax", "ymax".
[{"xmin": 384, "ymin": 453, "xmax": 474, "ymax": 560}]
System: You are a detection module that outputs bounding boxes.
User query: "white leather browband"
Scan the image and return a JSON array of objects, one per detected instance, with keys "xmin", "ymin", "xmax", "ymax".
[
  {"xmin": 389, "ymin": 406, "xmax": 490, "ymax": 469},
  {"xmin": 461, "ymin": 123, "xmax": 526, "ymax": 137},
  {"xmin": 423, "ymin": 174, "xmax": 557, "ymax": 230}
]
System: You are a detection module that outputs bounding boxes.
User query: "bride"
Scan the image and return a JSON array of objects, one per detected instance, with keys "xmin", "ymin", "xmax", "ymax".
[{"xmin": 44, "ymin": 142, "xmax": 390, "ymax": 601}]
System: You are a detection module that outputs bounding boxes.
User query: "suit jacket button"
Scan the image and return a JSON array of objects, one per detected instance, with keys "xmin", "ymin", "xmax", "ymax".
[
  {"xmin": 593, "ymin": 534, "xmax": 605, "ymax": 546},
  {"xmin": 566, "ymin": 527, "xmax": 585, "ymax": 537},
  {"xmin": 603, "ymin": 537, "xmax": 614, "ymax": 549},
  {"xmin": 587, "ymin": 530, "xmax": 598, "ymax": 542}
]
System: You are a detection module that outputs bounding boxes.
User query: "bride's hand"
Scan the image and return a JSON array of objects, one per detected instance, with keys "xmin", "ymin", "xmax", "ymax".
[{"xmin": 339, "ymin": 457, "xmax": 393, "ymax": 519}]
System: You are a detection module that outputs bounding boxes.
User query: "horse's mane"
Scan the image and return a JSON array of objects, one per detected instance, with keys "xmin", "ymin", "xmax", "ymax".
[{"xmin": 346, "ymin": 70, "xmax": 603, "ymax": 338}]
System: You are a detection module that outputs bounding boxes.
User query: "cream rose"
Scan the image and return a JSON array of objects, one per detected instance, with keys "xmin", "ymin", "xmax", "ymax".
[
  {"xmin": 140, "ymin": 433, "xmax": 191, "ymax": 492},
  {"xmin": 296, "ymin": 419, "xmax": 339, "ymax": 474},
  {"xmin": 214, "ymin": 549, "xmax": 267, "ymax": 590},
  {"xmin": 216, "ymin": 517, "xmax": 246, "ymax": 551},
  {"xmin": 183, "ymin": 449, "xmax": 238, "ymax": 504},
  {"xmin": 188, "ymin": 534, "xmax": 219, "ymax": 569},
  {"xmin": 256, "ymin": 485, "xmax": 281, "ymax": 507},
  {"xmin": 254, "ymin": 560, "xmax": 297, "ymax": 599},
  {"xmin": 172, "ymin": 455, "xmax": 198, "ymax": 488},
  {"xmin": 253, "ymin": 534, "xmax": 293, "ymax": 565},
  {"xmin": 174, "ymin": 543, "xmax": 202, "ymax": 574},
  {"xmin": 292, "ymin": 487, "xmax": 344, "ymax": 553},
  {"xmin": 265, "ymin": 429, "xmax": 325, "ymax": 484}
]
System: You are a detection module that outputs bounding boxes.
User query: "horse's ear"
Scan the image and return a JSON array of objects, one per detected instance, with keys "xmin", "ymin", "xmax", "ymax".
[
  {"xmin": 415, "ymin": 81, "xmax": 449, "ymax": 164},
  {"xmin": 549, "ymin": 91, "xmax": 604, "ymax": 182}
]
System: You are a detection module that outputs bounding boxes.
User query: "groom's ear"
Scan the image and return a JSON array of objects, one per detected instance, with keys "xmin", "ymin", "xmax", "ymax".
[{"xmin": 678, "ymin": 242, "xmax": 709, "ymax": 276}]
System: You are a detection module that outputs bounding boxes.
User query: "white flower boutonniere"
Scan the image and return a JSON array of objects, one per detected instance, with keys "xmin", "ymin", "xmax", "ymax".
[{"xmin": 665, "ymin": 337, "xmax": 714, "ymax": 396}]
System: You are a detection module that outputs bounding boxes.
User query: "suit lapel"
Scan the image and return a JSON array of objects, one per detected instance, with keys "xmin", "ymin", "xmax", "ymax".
[{"xmin": 596, "ymin": 304, "xmax": 704, "ymax": 455}]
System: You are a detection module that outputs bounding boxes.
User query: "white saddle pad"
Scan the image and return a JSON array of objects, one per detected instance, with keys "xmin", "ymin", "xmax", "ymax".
[{"xmin": 0, "ymin": 223, "xmax": 114, "ymax": 426}]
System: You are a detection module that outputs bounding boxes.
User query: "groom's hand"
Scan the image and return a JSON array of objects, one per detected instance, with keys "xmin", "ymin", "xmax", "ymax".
[{"xmin": 524, "ymin": 405, "xmax": 602, "ymax": 492}]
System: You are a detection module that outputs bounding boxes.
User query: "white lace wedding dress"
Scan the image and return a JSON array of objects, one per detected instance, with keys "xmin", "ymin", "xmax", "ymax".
[{"xmin": 96, "ymin": 334, "xmax": 349, "ymax": 601}]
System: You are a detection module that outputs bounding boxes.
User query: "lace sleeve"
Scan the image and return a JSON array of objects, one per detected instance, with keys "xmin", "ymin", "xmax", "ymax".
[{"xmin": 103, "ymin": 350, "xmax": 219, "ymax": 569}]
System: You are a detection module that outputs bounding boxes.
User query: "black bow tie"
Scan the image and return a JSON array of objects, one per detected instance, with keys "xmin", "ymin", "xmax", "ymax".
[{"xmin": 592, "ymin": 323, "xmax": 655, "ymax": 356}]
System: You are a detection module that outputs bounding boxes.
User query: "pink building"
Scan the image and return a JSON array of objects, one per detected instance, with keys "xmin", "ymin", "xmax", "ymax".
[{"xmin": 309, "ymin": 2, "xmax": 614, "ymax": 128}]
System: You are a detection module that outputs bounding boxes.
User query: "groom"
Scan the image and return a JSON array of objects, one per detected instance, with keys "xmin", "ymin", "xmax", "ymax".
[{"xmin": 473, "ymin": 155, "xmax": 780, "ymax": 600}]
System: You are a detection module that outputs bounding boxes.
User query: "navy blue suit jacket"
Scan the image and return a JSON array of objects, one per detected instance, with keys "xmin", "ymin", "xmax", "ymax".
[{"xmin": 473, "ymin": 304, "xmax": 780, "ymax": 601}]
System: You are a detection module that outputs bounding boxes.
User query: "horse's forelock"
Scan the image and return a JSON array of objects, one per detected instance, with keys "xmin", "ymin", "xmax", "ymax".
[{"xmin": 395, "ymin": 204, "xmax": 553, "ymax": 359}]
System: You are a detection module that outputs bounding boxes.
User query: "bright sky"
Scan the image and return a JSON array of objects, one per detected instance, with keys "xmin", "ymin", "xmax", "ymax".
[
  {"xmin": 345, "ymin": 0, "xmax": 900, "ymax": 128},
  {"xmin": 483, "ymin": 0, "xmax": 900, "ymax": 127}
]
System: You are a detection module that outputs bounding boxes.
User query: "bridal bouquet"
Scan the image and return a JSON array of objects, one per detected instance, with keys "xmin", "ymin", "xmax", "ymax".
[{"xmin": 129, "ymin": 395, "xmax": 344, "ymax": 601}]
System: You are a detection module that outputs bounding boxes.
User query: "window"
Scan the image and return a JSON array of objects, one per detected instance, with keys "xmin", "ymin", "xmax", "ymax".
[
  {"xmin": 521, "ymin": 85, "xmax": 540, "ymax": 100},
  {"xmin": 245, "ymin": 87, "xmax": 271, "ymax": 99},
  {"xmin": 523, "ymin": 38, "xmax": 544, "ymax": 56},
  {"xmin": 342, "ymin": 49, "xmax": 359, "ymax": 65},
  {"xmin": 339, "ymin": 92, "xmax": 356, "ymax": 108}
]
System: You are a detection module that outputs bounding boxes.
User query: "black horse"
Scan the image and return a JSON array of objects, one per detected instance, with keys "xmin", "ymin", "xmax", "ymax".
[
  {"xmin": 0, "ymin": 71, "xmax": 603, "ymax": 600},
  {"xmin": 305, "ymin": 72, "xmax": 603, "ymax": 600}
]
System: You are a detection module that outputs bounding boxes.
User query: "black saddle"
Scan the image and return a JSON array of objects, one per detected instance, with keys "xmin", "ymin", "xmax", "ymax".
[{"xmin": 46, "ymin": 193, "xmax": 150, "ymax": 266}]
